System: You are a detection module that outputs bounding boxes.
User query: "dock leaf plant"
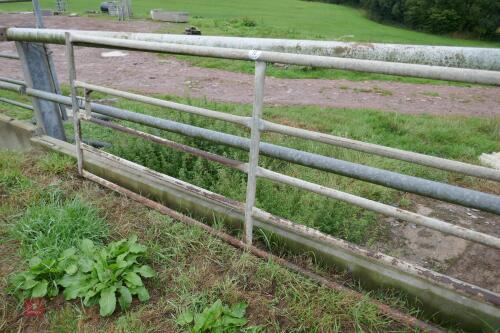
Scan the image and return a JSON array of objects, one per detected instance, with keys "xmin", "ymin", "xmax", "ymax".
[{"xmin": 9, "ymin": 236, "xmax": 155, "ymax": 317}]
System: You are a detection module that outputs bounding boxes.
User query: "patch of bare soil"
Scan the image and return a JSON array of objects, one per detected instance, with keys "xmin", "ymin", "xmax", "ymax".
[
  {"xmin": 373, "ymin": 195, "xmax": 500, "ymax": 293},
  {"xmin": 1, "ymin": 13, "xmax": 499, "ymax": 117}
]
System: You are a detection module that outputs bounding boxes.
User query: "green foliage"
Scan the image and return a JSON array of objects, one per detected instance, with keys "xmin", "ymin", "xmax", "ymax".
[
  {"xmin": 10, "ymin": 195, "xmax": 109, "ymax": 260},
  {"xmin": 320, "ymin": 0, "xmax": 500, "ymax": 38},
  {"xmin": 177, "ymin": 299, "xmax": 261, "ymax": 333},
  {"xmin": 8, "ymin": 237, "xmax": 155, "ymax": 317}
]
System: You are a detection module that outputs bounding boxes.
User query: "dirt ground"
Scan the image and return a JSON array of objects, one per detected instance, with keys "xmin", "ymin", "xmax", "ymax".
[{"xmin": 1, "ymin": 13, "xmax": 500, "ymax": 117}]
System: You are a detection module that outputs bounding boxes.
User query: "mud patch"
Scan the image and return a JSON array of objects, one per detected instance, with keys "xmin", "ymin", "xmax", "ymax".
[{"xmin": 374, "ymin": 195, "xmax": 500, "ymax": 291}]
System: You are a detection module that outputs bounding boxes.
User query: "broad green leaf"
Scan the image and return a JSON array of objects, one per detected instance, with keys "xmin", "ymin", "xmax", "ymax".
[
  {"xmin": 65, "ymin": 264, "xmax": 78, "ymax": 275},
  {"xmin": 176, "ymin": 311, "xmax": 194, "ymax": 326},
  {"xmin": 21, "ymin": 278, "xmax": 38, "ymax": 290},
  {"xmin": 124, "ymin": 272, "xmax": 142, "ymax": 287},
  {"xmin": 128, "ymin": 243, "xmax": 146, "ymax": 254},
  {"xmin": 228, "ymin": 302, "xmax": 247, "ymax": 318},
  {"xmin": 136, "ymin": 265, "xmax": 155, "ymax": 278},
  {"xmin": 80, "ymin": 239, "xmax": 95, "ymax": 255},
  {"xmin": 78, "ymin": 258, "xmax": 94, "ymax": 273},
  {"xmin": 118, "ymin": 286, "xmax": 132, "ymax": 310},
  {"xmin": 99, "ymin": 287, "xmax": 117, "ymax": 317},
  {"xmin": 128, "ymin": 235, "xmax": 138, "ymax": 244},
  {"xmin": 221, "ymin": 316, "xmax": 247, "ymax": 327},
  {"xmin": 31, "ymin": 280, "xmax": 48, "ymax": 298},
  {"xmin": 28, "ymin": 257, "xmax": 42, "ymax": 269},
  {"xmin": 134, "ymin": 286, "xmax": 150, "ymax": 302},
  {"xmin": 60, "ymin": 247, "xmax": 77, "ymax": 258}
]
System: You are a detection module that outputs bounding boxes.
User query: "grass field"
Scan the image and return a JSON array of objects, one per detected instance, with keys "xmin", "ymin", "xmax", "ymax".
[
  {"xmin": 1, "ymin": 0, "xmax": 499, "ymax": 47},
  {"xmin": 0, "ymin": 149, "xmax": 415, "ymax": 332}
]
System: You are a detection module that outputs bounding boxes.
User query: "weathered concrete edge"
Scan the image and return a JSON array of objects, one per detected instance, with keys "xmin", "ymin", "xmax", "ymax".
[
  {"xmin": 0, "ymin": 113, "xmax": 36, "ymax": 151},
  {"xmin": 26, "ymin": 134, "xmax": 500, "ymax": 332}
]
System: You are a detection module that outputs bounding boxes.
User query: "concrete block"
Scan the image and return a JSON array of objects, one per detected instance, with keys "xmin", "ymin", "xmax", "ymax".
[
  {"xmin": 150, "ymin": 10, "xmax": 188, "ymax": 23},
  {"xmin": 0, "ymin": 114, "xmax": 37, "ymax": 151}
]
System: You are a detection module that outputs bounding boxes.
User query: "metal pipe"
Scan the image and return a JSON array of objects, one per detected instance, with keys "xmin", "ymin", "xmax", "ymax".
[
  {"xmin": 74, "ymin": 81, "xmax": 250, "ymax": 127},
  {"xmin": 244, "ymin": 61, "xmax": 266, "ymax": 244},
  {"xmin": 81, "ymin": 170, "xmax": 444, "ymax": 333},
  {"xmin": 66, "ymin": 34, "xmax": 500, "ymax": 86},
  {"xmin": 0, "ymin": 77, "xmax": 25, "ymax": 86},
  {"xmin": 261, "ymin": 120, "xmax": 500, "ymax": 182},
  {"xmin": 86, "ymin": 117, "xmax": 500, "ymax": 249},
  {"xmin": 86, "ymin": 117, "xmax": 247, "ymax": 172},
  {"xmin": 0, "ymin": 97, "xmax": 33, "ymax": 110},
  {"xmin": 1, "ymin": 82, "xmax": 499, "ymax": 214},
  {"xmin": 256, "ymin": 167, "xmax": 500, "ymax": 250},
  {"xmin": 66, "ymin": 33, "xmax": 83, "ymax": 175},
  {"xmin": 6, "ymin": 28, "xmax": 500, "ymax": 71},
  {"xmin": 0, "ymin": 52, "xmax": 20, "ymax": 60}
]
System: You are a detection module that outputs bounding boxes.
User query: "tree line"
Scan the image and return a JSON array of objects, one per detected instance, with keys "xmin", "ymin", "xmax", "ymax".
[{"xmin": 310, "ymin": 0, "xmax": 500, "ymax": 39}]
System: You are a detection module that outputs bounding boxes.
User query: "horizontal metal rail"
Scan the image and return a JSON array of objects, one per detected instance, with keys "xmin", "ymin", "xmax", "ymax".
[
  {"xmin": 0, "ymin": 52, "xmax": 20, "ymax": 60},
  {"xmin": 0, "ymin": 76, "xmax": 25, "ymax": 85},
  {"xmin": 74, "ymin": 81, "xmax": 500, "ymax": 182},
  {"xmin": 0, "ymin": 97, "xmax": 33, "ymax": 110},
  {"xmin": 63, "ymin": 34, "xmax": 500, "ymax": 85},
  {"xmin": 1, "ymin": 80, "xmax": 499, "ymax": 214},
  {"xmin": 83, "ymin": 115, "xmax": 500, "ymax": 250},
  {"xmin": 5, "ymin": 28, "xmax": 500, "ymax": 71},
  {"xmin": 74, "ymin": 81, "xmax": 250, "ymax": 127}
]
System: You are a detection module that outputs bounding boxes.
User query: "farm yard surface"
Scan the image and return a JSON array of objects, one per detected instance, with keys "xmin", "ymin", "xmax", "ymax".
[{"xmin": 0, "ymin": 1, "xmax": 500, "ymax": 332}]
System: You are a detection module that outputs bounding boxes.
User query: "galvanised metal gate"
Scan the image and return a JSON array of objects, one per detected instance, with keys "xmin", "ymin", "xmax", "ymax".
[{"xmin": 1, "ymin": 27, "xmax": 499, "ymax": 331}]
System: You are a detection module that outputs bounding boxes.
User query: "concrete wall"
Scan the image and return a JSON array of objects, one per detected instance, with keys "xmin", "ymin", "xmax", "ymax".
[{"xmin": 0, "ymin": 114, "xmax": 36, "ymax": 151}]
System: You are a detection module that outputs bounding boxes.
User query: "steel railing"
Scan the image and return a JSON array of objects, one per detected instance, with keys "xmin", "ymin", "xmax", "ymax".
[{"xmin": 61, "ymin": 32, "xmax": 500, "ymax": 251}]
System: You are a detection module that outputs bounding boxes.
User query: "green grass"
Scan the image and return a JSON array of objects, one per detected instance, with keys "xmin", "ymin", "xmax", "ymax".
[
  {"xmin": 1, "ymin": 0, "xmax": 498, "ymax": 47},
  {"xmin": 0, "ymin": 150, "xmax": 413, "ymax": 332},
  {"xmin": 3, "ymin": 2, "xmax": 497, "ymax": 84},
  {"xmin": 10, "ymin": 194, "xmax": 110, "ymax": 260}
]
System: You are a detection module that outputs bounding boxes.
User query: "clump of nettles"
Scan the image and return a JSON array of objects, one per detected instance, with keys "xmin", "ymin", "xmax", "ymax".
[{"xmin": 9, "ymin": 236, "xmax": 155, "ymax": 317}]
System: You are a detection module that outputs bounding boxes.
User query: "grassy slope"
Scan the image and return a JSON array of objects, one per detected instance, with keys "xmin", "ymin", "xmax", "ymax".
[
  {"xmin": 0, "ymin": 150, "xmax": 410, "ymax": 332},
  {"xmin": 1, "ymin": 0, "xmax": 499, "ymax": 47}
]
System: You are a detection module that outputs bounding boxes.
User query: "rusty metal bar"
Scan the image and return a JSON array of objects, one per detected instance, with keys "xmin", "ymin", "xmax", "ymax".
[
  {"xmin": 82, "ymin": 116, "xmax": 500, "ymax": 249},
  {"xmin": 244, "ymin": 61, "xmax": 266, "ymax": 245},
  {"xmin": 256, "ymin": 167, "xmax": 500, "ymax": 250},
  {"xmin": 261, "ymin": 120, "xmax": 500, "ymax": 182},
  {"xmin": 86, "ymin": 117, "xmax": 247, "ymax": 172},
  {"xmin": 81, "ymin": 169, "xmax": 444, "ymax": 333},
  {"xmin": 1, "ymin": 79, "xmax": 499, "ymax": 214},
  {"xmin": 74, "ymin": 81, "xmax": 250, "ymax": 127}
]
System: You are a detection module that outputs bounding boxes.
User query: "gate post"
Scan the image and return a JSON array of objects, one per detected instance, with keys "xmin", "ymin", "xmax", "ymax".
[{"xmin": 16, "ymin": 41, "xmax": 66, "ymax": 141}]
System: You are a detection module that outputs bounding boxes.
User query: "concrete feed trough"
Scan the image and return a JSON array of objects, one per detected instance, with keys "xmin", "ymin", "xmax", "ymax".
[{"xmin": 150, "ymin": 10, "xmax": 188, "ymax": 23}]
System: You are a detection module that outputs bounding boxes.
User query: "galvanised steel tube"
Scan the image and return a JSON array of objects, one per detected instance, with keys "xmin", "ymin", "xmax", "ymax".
[
  {"xmin": 1, "ymin": 81, "xmax": 499, "ymax": 214},
  {"xmin": 77, "ymin": 81, "xmax": 500, "ymax": 181},
  {"xmin": 74, "ymin": 81, "xmax": 250, "ymax": 127},
  {"xmin": 261, "ymin": 120, "xmax": 500, "ymax": 182},
  {"xmin": 0, "ymin": 97, "xmax": 33, "ymax": 110},
  {"xmin": 86, "ymin": 116, "xmax": 500, "ymax": 249},
  {"xmin": 256, "ymin": 167, "xmax": 500, "ymax": 250},
  {"xmin": 6, "ymin": 28, "xmax": 500, "ymax": 71},
  {"xmin": 0, "ymin": 77, "xmax": 25, "ymax": 85},
  {"xmin": 67, "ymin": 34, "xmax": 500, "ymax": 86},
  {"xmin": 0, "ymin": 52, "xmax": 20, "ymax": 60}
]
